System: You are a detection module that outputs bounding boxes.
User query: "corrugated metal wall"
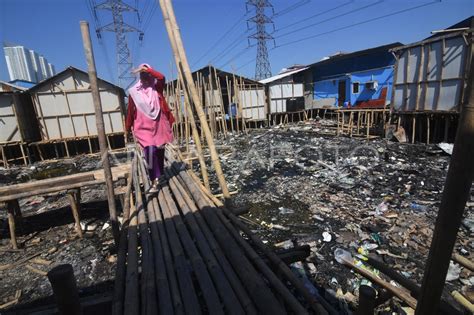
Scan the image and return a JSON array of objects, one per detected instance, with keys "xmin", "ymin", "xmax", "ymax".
[
  {"xmin": 392, "ymin": 33, "xmax": 470, "ymax": 112},
  {"xmin": 239, "ymin": 88, "xmax": 266, "ymax": 120},
  {"xmin": 31, "ymin": 69, "xmax": 125, "ymax": 141},
  {"xmin": 0, "ymin": 92, "xmax": 40, "ymax": 144},
  {"xmin": 0, "ymin": 93, "xmax": 21, "ymax": 143},
  {"xmin": 268, "ymin": 76, "xmax": 304, "ymax": 113}
]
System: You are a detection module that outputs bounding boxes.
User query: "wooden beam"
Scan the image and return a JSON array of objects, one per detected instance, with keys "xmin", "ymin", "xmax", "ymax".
[{"xmin": 416, "ymin": 41, "xmax": 474, "ymax": 315}]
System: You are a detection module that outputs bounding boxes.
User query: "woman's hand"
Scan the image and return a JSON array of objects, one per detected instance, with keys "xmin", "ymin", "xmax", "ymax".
[{"xmin": 132, "ymin": 64, "xmax": 150, "ymax": 74}]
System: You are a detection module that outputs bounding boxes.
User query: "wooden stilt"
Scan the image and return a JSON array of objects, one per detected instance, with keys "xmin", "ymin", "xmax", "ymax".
[
  {"xmin": 64, "ymin": 141, "xmax": 70, "ymax": 158},
  {"xmin": 19, "ymin": 143, "xmax": 28, "ymax": 165},
  {"xmin": 357, "ymin": 111, "xmax": 361, "ymax": 135},
  {"xmin": 427, "ymin": 115, "xmax": 431, "ymax": 144},
  {"xmin": 412, "ymin": 115, "xmax": 416, "ymax": 144},
  {"xmin": 67, "ymin": 189, "xmax": 83, "ymax": 238},
  {"xmin": 366, "ymin": 112, "xmax": 371, "ymax": 139},
  {"xmin": 7, "ymin": 200, "xmax": 18, "ymax": 249},
  {"xmin": 444, "ymin": 116, "xmax": 450, "ymax": 142}
]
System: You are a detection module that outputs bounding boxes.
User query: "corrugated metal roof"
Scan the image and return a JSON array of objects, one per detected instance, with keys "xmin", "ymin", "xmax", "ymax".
[
  {"xmin": 28, "ymin": 66, "xmax": 124, "ymax": 92},
  {"xmin": 259, "ymin": 67, "xmax": 308, "ymax": 84},
  {"xmin": 0, "ymin": 80, "xmax": 27, "ymax": 92}
]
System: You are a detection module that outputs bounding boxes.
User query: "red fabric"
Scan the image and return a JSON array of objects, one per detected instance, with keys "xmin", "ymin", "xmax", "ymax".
[
  {"xmin": 125, "ymin": 67, "xmax": 175, "ymax": 132},
  {"xmin": 354, "ymin": 87, "xmax": 388, "ymax": 109}
]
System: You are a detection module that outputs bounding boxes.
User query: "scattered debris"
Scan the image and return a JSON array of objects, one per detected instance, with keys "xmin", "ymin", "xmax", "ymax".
[
  {"xmin": 206, "ymin": 124, "xmax": 473, "ymax": 312},
  {"xmin": 322, "ymin": 232, "xmax": 332, "ymax": 242},
  {"xmin": 437, "ymin": 142, "xmax": 454, "ymax": 155},
  {"xmin": 447, "ymin": 262, "xmax": 462, "ymax": 282}
]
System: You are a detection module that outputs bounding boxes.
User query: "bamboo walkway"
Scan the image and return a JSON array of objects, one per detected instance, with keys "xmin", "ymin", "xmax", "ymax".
[{"xmin": 113, "ymin": 147, "xmax": 330, "ymax": 315}]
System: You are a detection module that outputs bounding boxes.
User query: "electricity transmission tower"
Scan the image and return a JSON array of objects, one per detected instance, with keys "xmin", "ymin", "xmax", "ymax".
[
  {"xmin": 246, "ymin": 0, "xmax": 275, "ymax": 80},
  {"xmin": 94, "ymin": 0, "xmax": 143, "ymax": 89}
]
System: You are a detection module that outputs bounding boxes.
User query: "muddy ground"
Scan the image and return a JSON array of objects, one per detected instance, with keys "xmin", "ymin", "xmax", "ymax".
[
  {"xmin": 206, "ymin": 119, "xmax": 474, "ymax": 311},
  {"xmin": 0, "ymin": 119, "xmax": 473, "ymax": 312},
  {"xmin": 0, "ymin": 153, "xmax": 130, "ymax": 309}
]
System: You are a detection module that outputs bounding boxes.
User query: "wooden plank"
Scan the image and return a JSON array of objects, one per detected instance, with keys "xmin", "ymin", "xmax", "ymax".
[
  {"xmin": 0, "ymin": 179, "xmax": 103, "ymax": 202},
  {"xmin": 0, "ymin": 173, "xmax": 94, "ymax": 197}
]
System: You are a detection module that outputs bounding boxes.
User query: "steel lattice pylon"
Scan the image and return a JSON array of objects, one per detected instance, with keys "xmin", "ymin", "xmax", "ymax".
[
  {"xmin": 246, "ymin": 0, "xmax": 275, "ymax": 81},
  {"xmin": 95, "ymin": 0, "xmax": 143, "ymax": 89}
]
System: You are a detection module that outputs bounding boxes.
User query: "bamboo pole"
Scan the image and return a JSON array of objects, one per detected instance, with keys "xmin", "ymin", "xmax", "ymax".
[
  {"xmin": 123, "ymin": 184, "xmax": 139, "ymax": 315},
  {"xmin": 207, "ymin": 66, "xmax": 217, "ymax": 138},
  {"xmin": 161, "ymin": 185, "xmax": 224, "ymax": 314},
  {"xmin": 136, "ymin": 155, "xmax": 178, "ymax": 314},
  {"xmin": 159, "ymin": 0, "xmax": 229, "ymax": 198},
  {"xmin": 226, "ymin": 76, "xmax": 235, "ymax": 134},
  {"xmin": 167, "ymin": 166, "xmax": 286, "ymax": 314},
  {"xmin": 133, "ymin": 164, "xmax": 158, "ymax": 314},
  {"xmin": 338, "ymin": 254, "xmax": 417, "ymax": 309},
  {"xmin": 160, "ymin": 19, "xmax": 210, "ymax": 190},
  {"xmin": 112, "ymin": 158, "xmax": 135, "ymax": 315},
  {"xmin": 79, "ymin": 21, "xmax": 119, "ymax": 245},
  {"xmin": 214, "ymin": 67, "xmax": 228, "ymax": 138},
  {"xmin": 157, "ymin": 188, "xmax": 202, "ymax": 314},
  {"xmin": 164, "ymin": 167, "xmax": 254, "ymax": 314},
  {"xmin": 167, "ymin": 157, "xmax": 326, "ymax": 313},
  {"xmin": 182, "ymin": 164, "xmax": 331, "ymax": 314}
]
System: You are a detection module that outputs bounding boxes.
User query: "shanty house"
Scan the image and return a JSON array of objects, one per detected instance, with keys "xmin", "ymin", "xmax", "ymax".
[
  {"xmin": 389, "ymin": 16, "xmax": 473, "ymax": 143},
  {"xmin": 0, "ymin": 81, "xmax": 40, "ymax": 166},
  {"xmin": 28, "ymin": 67, "xmax": 126, "ymax": 148},
  {"xmin": 305, "ymin": 42, "xmax": 402, "ymax": 109},
  {"xmin": 391, "ymin": 17, "xmax": 473, "ymax": 113},
  {"xmin": 168, "ymin": 65, "xmax": 266, "ymax": 132},
  {"xmin": 259, "ymin": 66, "xmax": 307, "ymax": 115}
]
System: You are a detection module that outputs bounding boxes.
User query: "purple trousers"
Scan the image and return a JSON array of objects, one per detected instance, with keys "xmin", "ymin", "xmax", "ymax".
[{"xmin": 143, "ymin": 146, "xmax": 165, "ymax": 181}]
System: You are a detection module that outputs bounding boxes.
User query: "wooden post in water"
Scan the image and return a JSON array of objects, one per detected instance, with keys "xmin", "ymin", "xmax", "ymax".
[
  {"xmin": 79, "ymin": 21, "xmax": 119, "ymax": 245},
  {"xmin": 159, "ymin": 0, "xmax": 229, "ymax": 198}
]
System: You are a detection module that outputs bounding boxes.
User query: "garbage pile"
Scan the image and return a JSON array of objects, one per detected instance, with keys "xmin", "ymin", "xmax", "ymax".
[
  {"xmin": 0, "ymin": 152, "xmax": 130, "ymax": 308},
  {"xmin": 209, "ymin": 120, "xmax": 474, "ymax": 312}
]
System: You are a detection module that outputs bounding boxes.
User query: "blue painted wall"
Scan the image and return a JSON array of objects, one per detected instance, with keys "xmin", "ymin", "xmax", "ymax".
[
  {"xmin": 313, "ymin": 75, "xmax": 347, "ymax": 107},
  {"xmin": 310, "ymin": 44, "xmax": 398, "ymax": 108},
  {"xmin": 349, "ymin": 66, "xmax": 393, "ymax": 105},
  {"xmin": 313, "ymin": 67, "xmax": 393, "ymax": 108},
  {"xmin": 311, "ymin": 47, "xmax": 396, "ymax": 82}
]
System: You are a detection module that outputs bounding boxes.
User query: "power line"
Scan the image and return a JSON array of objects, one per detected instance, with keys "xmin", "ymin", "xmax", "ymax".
[
  {"xmin": 273, "ymin": 0, "xmax": 310, "ymax": 18},
  {"xmin": 141, "ymin": 1, "xmax": 158, "ymax": 33},
  {"xmin": 191, "ymin": 11, "xmax": 248, "ymax": 68},
  {"xmin": 274, "ymin": 0, "xmax": 353, "ymax": 33},
  {"xmin": 275, "ymin": 0, "xmax": 383, "ymax": 38},
  {"xmin": 218, "ymin": 44, "xmax": 255, "ymax": 69},
  {"xmin": 277, "ymin": 0, "xmax": 440, "ymax": 47},
  {"xmin": 233, "ymin": 0, "xmax": 440, "ymax": 72},
  {"xmin": 208, "ymin": 29, "xmax": 252, "ymax": 65}
]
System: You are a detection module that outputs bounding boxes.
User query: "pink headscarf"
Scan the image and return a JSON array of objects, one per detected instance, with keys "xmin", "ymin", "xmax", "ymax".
[{"xmin": 128, "ymin": 63, "xmax": 161, "ymax": 120}]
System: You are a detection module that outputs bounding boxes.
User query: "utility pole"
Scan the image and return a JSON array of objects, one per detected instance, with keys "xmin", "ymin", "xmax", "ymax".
[
  {"xmin": 416, "ymin": 37, "xmax": 474, "ymax": 314},
  {"xmin": 95, "ymin": 0, "xmax": 143, "ymax": 89},
  {"xmin": 80, "ymin": 21, "xmax": 120, "ymax": 246},
  {"xmin": 246, "ymin": 0, "xmax": 275, "ymax": 80}
]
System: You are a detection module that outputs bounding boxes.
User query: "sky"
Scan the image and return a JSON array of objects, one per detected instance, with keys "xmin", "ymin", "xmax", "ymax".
[{"xmin": 0, "ymin": 0, "xmax": 472, "ymax": 87}]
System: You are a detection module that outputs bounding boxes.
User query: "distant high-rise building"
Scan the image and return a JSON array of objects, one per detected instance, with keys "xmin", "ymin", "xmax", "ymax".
[
  {"xmin": 48, "ymin": 63, "xmax": 55, "ymax": 77},
  {"xmin": 3, "ymin": 44, "xmax": 55, "ymax": 83}
]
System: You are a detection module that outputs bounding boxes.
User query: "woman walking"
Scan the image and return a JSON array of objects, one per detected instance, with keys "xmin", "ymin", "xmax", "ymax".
[{"xmin": 126, "ymin": 63, "xmax": 175, "ymax": 193}]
